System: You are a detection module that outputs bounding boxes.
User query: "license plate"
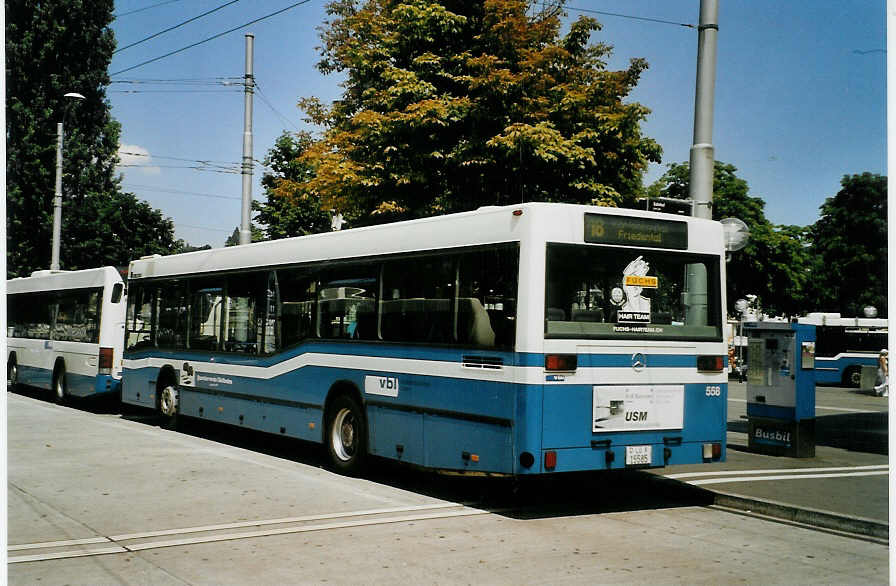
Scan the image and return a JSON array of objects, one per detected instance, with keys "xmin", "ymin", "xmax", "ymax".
[{"xmin": 625, "ymin": 445, "xmax": 652, "ymax": 466}]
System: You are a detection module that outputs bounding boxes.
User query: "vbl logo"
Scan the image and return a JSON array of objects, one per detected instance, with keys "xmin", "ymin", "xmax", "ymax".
[{"xmin": 380, "ymin": 377, "xmax": 398, "ymax": 390}]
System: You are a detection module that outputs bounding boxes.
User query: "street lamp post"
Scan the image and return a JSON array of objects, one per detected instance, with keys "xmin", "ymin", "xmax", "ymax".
[{"xmin": 50, "ymin": 92, "xmax": 86, "ymax": 271}]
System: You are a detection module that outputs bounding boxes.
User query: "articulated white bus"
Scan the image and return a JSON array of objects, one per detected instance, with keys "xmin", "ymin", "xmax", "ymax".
[
  {"xmin": 122, "ymin": 203, "xmax": 728, "ymax": 475},
  {"xmin": 7, "ymin": 267, "xmax": 126, "ymax": 400},
  {"xmin": 797, "ymin": 313, "xmax": 888, "ymax": 386}
]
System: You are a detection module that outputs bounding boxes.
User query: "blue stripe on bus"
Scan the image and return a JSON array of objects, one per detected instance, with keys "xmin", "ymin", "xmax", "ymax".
[{"xmin": 123, "ymin": 358, "xmax": 725, "ymax": 474}]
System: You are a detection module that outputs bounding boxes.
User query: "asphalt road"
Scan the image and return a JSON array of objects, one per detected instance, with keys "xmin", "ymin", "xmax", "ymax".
[{"xmin": 6, "ymin": 388, "xmax": 890, "ymax": 585}]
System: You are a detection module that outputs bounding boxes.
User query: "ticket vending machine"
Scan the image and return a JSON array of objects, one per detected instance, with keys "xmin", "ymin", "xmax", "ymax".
[{"xmin": 744, "ymin": 321, "xmax": 816, "ymax": 457}]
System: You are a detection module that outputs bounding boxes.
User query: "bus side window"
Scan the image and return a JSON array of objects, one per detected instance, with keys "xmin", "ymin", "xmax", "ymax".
[
  {"xmin": 156, "ymin": 281, "xmax": 188, "ymax": 350},
  {"xmin": 456, "ymin": 246, "xmax": 518, "ymax": 348},
  {"xmin": 188, "ymin": 277, "xmax": 224, "ymax": 352},
  {"xmin": 277, "ymin": 268, "xmax": 317, "ymax": 347},
  {"xmin": 221, "ymin": 273, "xmax": 265, "ymax": 354},
  {"xmin": 126, "ymin": 285, "xmax": 156, "ymax": 350},
  {"xmin": 317, "ymin": 267, "xmax": 378, "ymax": 341},
  {"xmin": 381, "ymin": 255, "xmax": 454, "ymax": 344}
]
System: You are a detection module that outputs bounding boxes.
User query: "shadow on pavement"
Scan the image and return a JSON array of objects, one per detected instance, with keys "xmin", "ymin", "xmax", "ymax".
[
  {"xmin": 728, "ymin": 411, "xmax": 888, "ymax": 455},
  {"xmin": 122, "ymin": 407, "xmax": 713, "ymax": 519},
  {"xmin": 11, "ymin": 385, "xmax": 716, "ymax": 519}
]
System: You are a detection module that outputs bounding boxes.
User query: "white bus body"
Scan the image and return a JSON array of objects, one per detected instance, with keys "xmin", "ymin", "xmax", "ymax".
[{"xmin": 7, "ymin": 267, "xmax": 126, "ymax": 398}]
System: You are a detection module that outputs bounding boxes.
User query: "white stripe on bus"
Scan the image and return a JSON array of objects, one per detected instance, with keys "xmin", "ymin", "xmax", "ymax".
[{"xmin": 123, "ymin": 356, "xmax": 727, "ymax": 386}]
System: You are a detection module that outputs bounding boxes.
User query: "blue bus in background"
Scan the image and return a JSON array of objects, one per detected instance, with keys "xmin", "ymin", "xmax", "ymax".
[
  {"xmin": 121, "ymin": 203, "xmax": 728, "ymax": 476},
  {"xmin": 798, "ymin": 313, "xmax": 888, "ymax": 387}
]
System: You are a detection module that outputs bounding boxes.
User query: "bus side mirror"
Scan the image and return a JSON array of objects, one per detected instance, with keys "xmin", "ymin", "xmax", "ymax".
[{"xmin": 111, "ymin": 283, "xmax": 124, "ymax": 304}]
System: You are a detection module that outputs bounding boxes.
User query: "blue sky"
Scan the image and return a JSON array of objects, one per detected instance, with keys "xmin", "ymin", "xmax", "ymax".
[{"xmin": 108, "ymin": 1, "xmax": 886, "ymax": 247}]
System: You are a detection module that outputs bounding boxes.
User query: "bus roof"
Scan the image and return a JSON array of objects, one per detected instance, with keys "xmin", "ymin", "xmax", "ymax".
[
  {"xmin": 127, "ymin": 202, "xmax": 724, "ymax": 281},
  {"xmin": 7, "ymin": 266, "xmax": 123, "ymax": 294},
  {"xmin": 798, "ymin": 313, "xmax": 888, "ymax": 328}
]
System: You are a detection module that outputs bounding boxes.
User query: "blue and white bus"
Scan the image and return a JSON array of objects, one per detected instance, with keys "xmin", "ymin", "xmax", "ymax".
[
  {"xmin": 7, "ymin": 267, "xmax": 126, "ymax": 400},
  {"xmin": 798, "ymin": 313, "xmax": 888, "ymax": 386},
  {"xmin": 121, "ymin": 203, "xmax": 728, "ymax": 475}
]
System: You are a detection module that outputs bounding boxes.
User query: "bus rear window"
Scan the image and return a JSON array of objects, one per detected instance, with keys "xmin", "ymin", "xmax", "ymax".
[{"xmin": 545, "ymin": 243, "xmax": 722, "ymax": 341}]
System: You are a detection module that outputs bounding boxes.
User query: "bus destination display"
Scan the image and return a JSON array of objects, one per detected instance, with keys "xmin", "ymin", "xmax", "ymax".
[{"xmin": 584, "ymin": 214, "xmax": 688, "ymax": 250}]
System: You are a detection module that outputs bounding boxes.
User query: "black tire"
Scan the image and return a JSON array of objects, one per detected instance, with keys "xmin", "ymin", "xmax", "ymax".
[
  {"xmin": 325, "ymin": 394, "xmax": 368, "ymax": 475},
  {"xmin": 53, "ymin": 362, "xmax": 67, "ymax": 402},
  {"xmin": 7, "ymin": 357, "xmax": 18, "ymax": 391},
  {"xmin": 842, "ymin": 366, "xmax": 861, "ymax": 388}
]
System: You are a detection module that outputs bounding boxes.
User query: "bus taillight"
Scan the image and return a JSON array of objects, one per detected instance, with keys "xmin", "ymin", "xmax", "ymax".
[
  {"xmin": 545, "ymin": 354, "xmax": 577, "ymax": 372},
  {"xmin": 697, "ymin": 355, "xmax": 724, "ymax": 372},
  {"xmin": 98, "ymin": 347, "xmax": 114, "ymax": 375}
]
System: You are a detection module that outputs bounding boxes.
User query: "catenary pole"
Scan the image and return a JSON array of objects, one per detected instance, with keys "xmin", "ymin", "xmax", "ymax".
[
  {"xmin": 50, "ymin": 123, "xmax": 64, "ymax": 271},
  {"xmin": 689, "ymin": 0, "xmax": 718, "ymax": 219},
  {"xmin": 685, "ymin": 0, "xmax": 719, "ymax": 325},
  {"xmin": 239, "ymin": 33, "xmax": 255, "ymax": 245}
]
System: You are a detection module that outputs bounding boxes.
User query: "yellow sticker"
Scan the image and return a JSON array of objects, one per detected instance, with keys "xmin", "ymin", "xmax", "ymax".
[{"xmin": 624, "ymin": 275, "xmax": 658, "ymax": 288}]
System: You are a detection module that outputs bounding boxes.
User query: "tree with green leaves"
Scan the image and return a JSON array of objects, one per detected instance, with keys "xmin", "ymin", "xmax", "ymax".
[
  {"xmin": 6, "ymin": 0, "xmax": 180, "ymax": 276},
  {"xmin": 253, "ymin": 131, "xmax": 332, "ymax": 239},
  {"xmin": 647, "ymin": 161, "xmax": 811, "ymax": 316},
  {"xmin": 224, "ymin": 224, "xmax": 265, "ymax": 247},
  {"xmin": 809, "ymin": 173, "xmax": 887, "ymax": 317},
  {"xmin": 298, "ymin": 0, "xmax": 660, "ymax": 225}
]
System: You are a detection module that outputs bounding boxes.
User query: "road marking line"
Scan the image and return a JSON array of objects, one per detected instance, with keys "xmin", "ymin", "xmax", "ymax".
[
  {"xmin": 123, "ymin": 508, "xmax": 488, "ymax": 552},
  {"xmin": 666, "ymin": 465, "xmax": 889, "ymax": 480},
  {"xmin": 8, "ymin": 536, "xmax": 112, "ymax": 551},
  {"xmin": 9, "ymin": 546, "xmax": 128, "ymax": 564},
  {"xmin": 108, "ymin": 502, "xmax": 462, "ymax": 541},
  {"xmin": 687, "ymin": 470, "xmax": 889, "ymax": 486},
  {"xmin": 727, "ymin": 397, "xmax": 880, "ymax": 413},
  {"xmin": 8, "ymin": 506, "xmax": 489, "ymax": 563}
]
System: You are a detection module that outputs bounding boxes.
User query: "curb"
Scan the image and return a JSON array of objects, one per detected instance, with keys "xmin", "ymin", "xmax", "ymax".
[
  {"xmin": 647, "ymin": 472, "xmax": 888, "ymax": 543},
  {"xmin": 710, "ymin": 490, "xmax": 889, "ymax": 543}
]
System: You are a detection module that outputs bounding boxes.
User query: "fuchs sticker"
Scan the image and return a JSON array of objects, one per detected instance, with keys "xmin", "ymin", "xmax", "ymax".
[
  {"xmin": 365, "ymin": 375, "xmax": 399, "ymax": 397},
  {"xmin": 613, "ymin": 256, "xmax": 657, "ymax": 324}
]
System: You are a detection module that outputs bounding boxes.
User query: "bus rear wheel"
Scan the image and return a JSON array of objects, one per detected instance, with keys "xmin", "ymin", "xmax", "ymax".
[
  {"xmin": 843, "ymin": 366, "xmax": 861, "ymax": 388},
  {"xmin": 325, "ymin": 394, "xmax": 367, "ymax": 475}
]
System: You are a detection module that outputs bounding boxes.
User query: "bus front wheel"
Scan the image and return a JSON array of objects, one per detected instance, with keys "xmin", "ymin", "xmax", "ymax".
[
  {"xmin": 7, "ymin": 357, "xmax": 18, "ymax": 391},
  {"xmin": 53, "ymin": 363, "xmax": 67, "ymax": 402},
  {"xmin": 325, "ymin": 394, "xmax": 367, "ymax": 475},
  {"xmin": 158, "ymin": 383, "xmax": 180, "ymax": 429}
]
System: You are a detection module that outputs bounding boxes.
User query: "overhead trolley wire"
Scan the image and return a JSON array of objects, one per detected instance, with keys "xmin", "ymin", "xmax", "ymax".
[
  {"xmin": 110, "ymin": 0, "xmax": 313, "ymax": 76},
  {"xmin": 255, "ymin": 80, "xmax": 300, "ymax": 131},
  {"xmin": 546, "ymin": 3, "xmax": 695, "ymax": 28},
  {"xmin": 115, "ymin": 0, "xmax": 242, "ymax": 54},
  {"xmin": 123, "ymin": 183, "xmax": 241, "ymax": 200},
  {"xmin": 114, "ymin": 0, "xmax": 183, "ymax": 18},
  {"xmin": 111, "ymin": 77, "xmax": 244, "ymax": 85}
]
